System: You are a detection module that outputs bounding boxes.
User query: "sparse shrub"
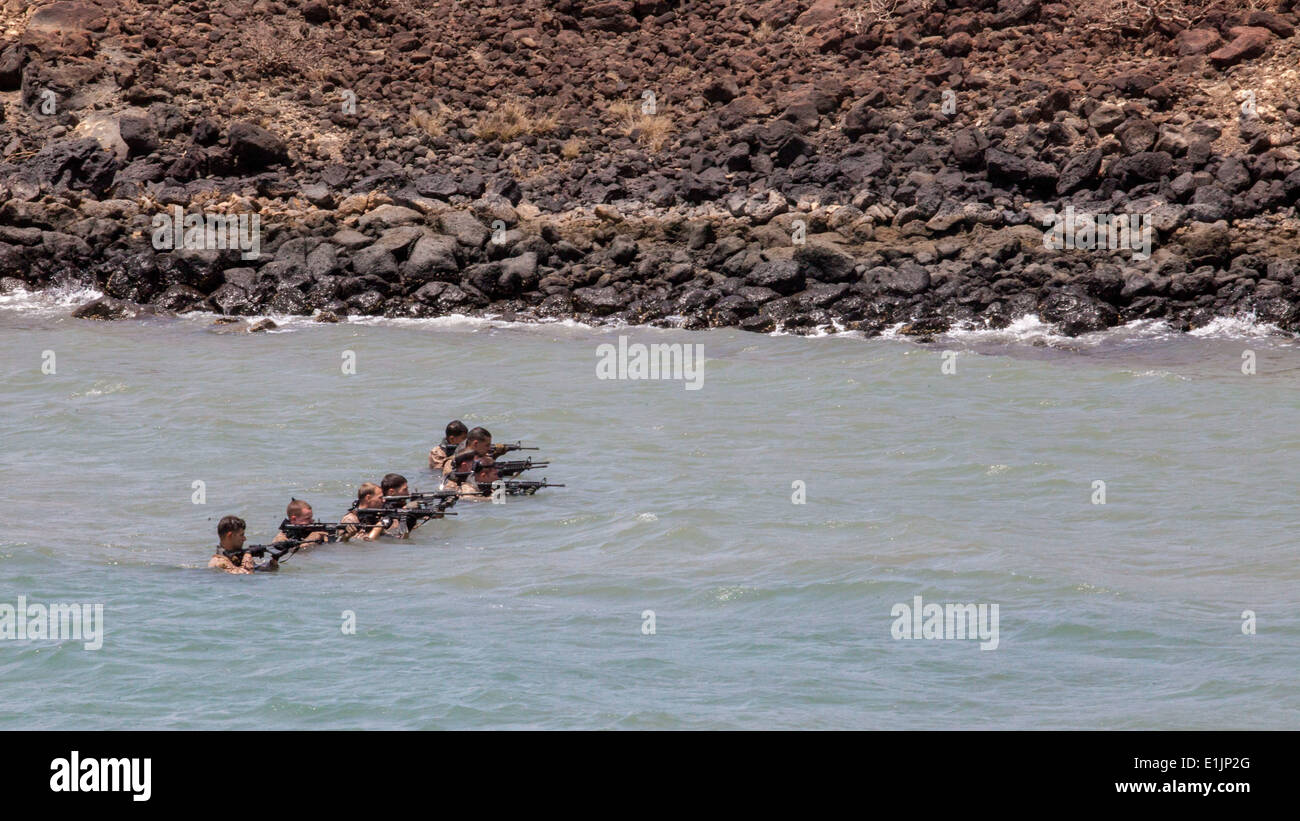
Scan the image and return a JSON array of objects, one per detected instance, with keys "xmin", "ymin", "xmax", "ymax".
[
  {"xmin": 561, "ymin": 137, "xmax": 586, "ymax": 159},
  {"xmin": 607, "ymin": 100, "xmax": 674, "ymax": 153},
  {"xmin": 410, "ymin": 104, "xmax": 450, "ymax": 139},
  {"xmin": 472, "ymin": 100, "xmax": 557, "ymax": 142}
]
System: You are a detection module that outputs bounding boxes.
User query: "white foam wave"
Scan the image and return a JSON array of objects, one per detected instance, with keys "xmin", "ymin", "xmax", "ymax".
[
  {"xmin": 6, "ymin": 286, "xmax": 1295, "ymax": 346},
  {"xmin": 944, "ymin": 313, "xmax": 1293, "ymax": 346},
  {"xmin": 0, "ymin": 286, "xmax": 103, "ymax": 315},
  {"xmin": 175, "ymin": 308, "xmax": 609, "ymax": 335},
  {"xmin": 1187, "ymin": 314, "xmax": 1283, "ymax": 339},
  {"xmin": 769, "ymin": 318, "xmax": 850, "ymax": 338}
]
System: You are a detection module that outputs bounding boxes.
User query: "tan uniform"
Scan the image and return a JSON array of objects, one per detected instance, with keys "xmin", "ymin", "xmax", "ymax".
[
  {"xmin": 441, "ymin": 444, "xmax": 505, "ymax": 476},
  {"xmin": 341, "ymin": 508, "xmax": 408, "ymax": 539},
  {"xmin": 208, "ymin": 550, "xmax": 256, "ymax": 574},
  {"xmin": 274, "ymin": 527, "xmax": 326, "ymax": 546},
  {"xmin": 440, "ymin": 473, "xmax": 464, "ymax": 492},
  {"xmin": 441, "ymin": 449, "xmax": 465, "ymax": 477},
  {"xmin": 429, "ymin": 441, "xmax": 455, "ymax": 472},
  {"xmin": 451, "ymin": 478, "xmax": 493, "ymax": 502},
  {"xmin": 339, "ymin": 511, "xmax": 371, "ymax": 542}
]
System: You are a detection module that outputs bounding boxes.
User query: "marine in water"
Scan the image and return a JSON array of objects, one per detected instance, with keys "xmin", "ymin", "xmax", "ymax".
[{"xmin": 429, "ymin": 419, "xmax": 468, "ymax": 473}]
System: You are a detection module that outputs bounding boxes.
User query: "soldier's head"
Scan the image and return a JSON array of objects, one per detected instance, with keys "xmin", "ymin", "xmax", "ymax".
[
  {"xmin": 473, "ymin": 456, "xmax": 499, "ymax": 485},
  {"xmin": 466, "ymin": 426, "xmax": 492, "ymax": 456},
  {"xmin": 450, "ymin": 450, "xmax": 478, "ymax": 479},
  {"xmin": 218, "ymin": 515, "xmax": 246, "ymax": 550},
  {"xmin": 286, "ymin": 498, "xmax": 313, "ymax": 525},
  {"xmin": 357, "ymin": 482, "xmax": 382, "ymax": 509},
  {"xmin": 445, "ymin": 419, "xmax": 468, "ymax": 447},
  {"xmin": 381, "ymin": 472, "xmax": 409, "ymax": 498}
]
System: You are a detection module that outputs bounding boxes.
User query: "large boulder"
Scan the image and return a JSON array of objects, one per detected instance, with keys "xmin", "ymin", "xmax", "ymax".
[
  {"xmin": 572, "ymin": 285, "xmax": 628, "ymax": 316},
  {"xmin": 745, "ymin": 259, "xmax": 805, "ymax": 295},
  {"xmin": 438, "ymin": 211, "xmax": 490, "ymax": 248},
  {"xmin": 24, "ymin": 139, "xmax": 120, "ymax": 194},
  {"xmin": 227, "ymin": 122, "xmax": 289, "ymax": 169},
  {"xmin": 871, "ymin": 263, "xmax": 931, "ymax": 296},
  {"xmin": 402, "ymin": 235, "xmax": 460, "ymax": 281},
  {"xmin": 1208, "ymin": 27, "xmax": 1273, "ymax": 68},
  {"xmin": 71, "ymin": 296, "xmax": 145, "ymax": 320},
  {"xmin": 1037, "ymin": 289, "xmax": 1118, "ymax": 336},
  {"xmin": 26, "ymin": 2, "xmax": 109, "ymax": 33},
  {"xmin": 794, "ymin": 244, "xmax": 857, "ymax": 283}
]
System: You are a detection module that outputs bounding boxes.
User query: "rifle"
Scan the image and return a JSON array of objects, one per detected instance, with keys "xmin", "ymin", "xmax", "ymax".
[
  {"xmin": 482, "ymin": 478, "xmax": 565, "ymax": 496},
  {"xmin": 277, "ymin": 520, "xmax": 354, "ymax": 540},
  {"xmin": 221, "ymin": 539, "xmax": 304, "ymax": 569},
  {"xmin": 384, "ymin": 491, "xmax": 459, "ymax": 509},
  {"xmin": 494, "ymin": 441, "xmax": 539, "ymax": 454},
  {"xmin": 355, "ymin": 506, "xmax": 456, "ymax": 529},
  {"xmin": 493, "ymin": 458, "xmax": 550, "ymax": 477}
]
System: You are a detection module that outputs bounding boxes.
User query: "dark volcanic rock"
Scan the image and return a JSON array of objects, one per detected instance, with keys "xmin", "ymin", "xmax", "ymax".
[
  {"xmin": 25, "ymin": 139, "xmax": 119, "ymax": 194},
  {"xmin": 1208, "ymin": 28, "xmax": 1273, "ymax": 68},
  {"xmin": 573, "ymin": 286, "xmax": 628, "ymax": 316},
  {"xmin": 227, "ymin": 122, "xmax": 289, "ymax": 169},
  {"xmin": 118, "ymin": 116, "xmax": 158, "ymax": 157},
  {"xmin": 1057, "ymin": 149, "xmax": 1102, "ymax": 195},
  {"xmin": 302, "ymin": 1, "xmax": 331, "ymax": 24},
  {"xmin": 403, "ymin": 235, "xmax": 460, "ymax": 281},
  {"xmin": 1038, "ymin": 289, "xmax": 1118, "ymax": 336},
  {"xmin": 870, "ymin": 264, "xmax": 931, "ymax": 295},
  {"xmin": 794, "ymin": 245, "xmax": 857, "ymax": 283},
  {"xmin": 985, "ymin": 148, "xmax": 1057, "ymax": 189},
  {"xmin": 71, "ymin": 296, "xmax": 144, "ymax": 320},
  {"xmin": 952, "ymin": 129, "xmax": 988, "ymax": 169},
  {"xmin": 0, "ymin": 0, "xmax": 1296, "ymax": 340},
  {"xmin": 745, "ymin": 259, "xmax": 805, "ymax": 295},
  {"xmin": 1108, "ymin": 151, "xmax": 1173, "ymax": 186}
]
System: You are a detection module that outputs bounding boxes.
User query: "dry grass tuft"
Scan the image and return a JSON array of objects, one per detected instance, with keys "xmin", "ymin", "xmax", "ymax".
[
  {"xmin": 472, "ymin": 100, "xmax": 558, "ymax": 141},
  {"xmin": 410, "ymin": 103, "xmax": 450, "ymax": 138},
  {"xmin": 561, "ymin": 137, "xmax": 586, "ymax": 159},
  {"xmin": 607, "ymin": 99, "xmax": 674, "ymax": 152}
]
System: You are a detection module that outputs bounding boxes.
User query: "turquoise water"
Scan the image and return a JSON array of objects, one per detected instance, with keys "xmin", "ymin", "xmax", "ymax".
[{"xmin": 1, "ymin": 293, "xmax": 1298, "ymax": 729}]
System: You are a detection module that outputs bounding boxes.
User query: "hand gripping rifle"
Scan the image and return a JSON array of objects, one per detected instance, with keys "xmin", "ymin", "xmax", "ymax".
[
  {"xmin": 221, "ymin": 539, "xmax": 305, "ymax": 571},
  {"xmin": 277, "ymin": 520, "xmax": 356, "ymax": 541},
  {"xmin": 355, "ymin": 505, "xmax": 456, "ymax": 531}
]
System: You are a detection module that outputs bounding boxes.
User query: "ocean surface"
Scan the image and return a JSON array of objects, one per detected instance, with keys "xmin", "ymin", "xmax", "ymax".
[{"xmin": 2, "ymin": 289, "xmax": 1298, "ymax": 729}]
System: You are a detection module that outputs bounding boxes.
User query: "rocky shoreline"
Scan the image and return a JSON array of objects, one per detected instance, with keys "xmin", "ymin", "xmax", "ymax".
[{"xmin": 3, "ymin": 0, "xmax": 1300, "ymax": 337}]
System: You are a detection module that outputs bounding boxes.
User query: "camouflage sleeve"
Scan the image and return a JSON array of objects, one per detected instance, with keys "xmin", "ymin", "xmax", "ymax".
[
  {"xmin": 339, "ymin": 512, "xmax": 360, "ymax": 542},
  {"xmin": 208, "ymin": 554, "xmax": 251, "ymax": 575}
]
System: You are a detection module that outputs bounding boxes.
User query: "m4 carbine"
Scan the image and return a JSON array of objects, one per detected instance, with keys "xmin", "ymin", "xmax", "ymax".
[
  {"xmin": 493, "ymin": 478, "xmax": 565, "ymax": 496},
  {"xmin": 355, "ymin": 506, "xmax": 456, "ymax": 527},
  {"xmin": 221, "ymin": 539, "xmax": 304, "ymax": 568},
  {"xmin": 277, "ymin": 521, "xmax": 354, "ymax": 540},
  {"xmin": 384, "ymin": 491, "xmax": 459, "ymax": 509},
  {"xmin": 493, "ymin": 458, "xmax": 550, "ymax": 477},
  {"xmin": 495, "ymin": 441, "xmax": 539, "ymax": 454}
]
